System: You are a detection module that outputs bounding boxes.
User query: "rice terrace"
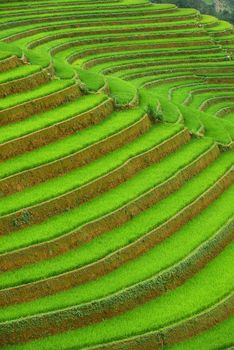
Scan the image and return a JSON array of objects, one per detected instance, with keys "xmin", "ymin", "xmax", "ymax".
[{"xmin": 0, "ymin": 0, "xmax": 234, "ymax": 348}]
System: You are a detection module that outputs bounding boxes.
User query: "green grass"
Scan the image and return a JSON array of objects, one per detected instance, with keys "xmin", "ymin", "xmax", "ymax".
[
  {"xmin": 90, "ymin": 53, "xmax": 227, "ymax": 74},
  {"xmin": 76, "ymin": 67, "xmax": 105, "ymax": 91},
  {"xmin": 53, "ymin": 56, "xmax": 75, "ymax": 79},
  {"xmin": 188, "ymin": 92, "xmax": 234, "ymax": 110},
  {"xmin": 115, "ymin": 60, "xmax": 234, "ymax": 80},
  {"xmin": 24, "ymin": 34, "xmax": 214, "ymax": 79},
  {"xmin": 107, "ymin": 76, "xmax": 137, "ymax": 105},
  {"xmin": 0, "ymin": 2, "xmax": 233, "ymax": 349},
  {"xmin": 0, "ymin": 64, "xmax": 41, "ymax": 83},
  {"xmin": 0, "ymin": 123, "xmax": 181, "ymax": 216},
  {"xmin": 172, "ymin": 83, "xmax": 233, "ymax": 105},
  {"xmin": 1, "ymin": 142, "xmax": 233, "ymax": 256},
  {"xmin": 178, "ymin": 105, "xmax": 202, "ymax": 133},
  {"xmin": 0, "ymin": 7, "xmax": 197, "ymax": 26},
  {"xmin": 200, "ymin": 112, "xmax": 232, "ymax": 145},
  {"xmin": 165, "ymin": 314, "xmax": 234, "ymax": 350},
  {"xmin": 78, "ymin": 46, "xmax": 222, "ymax": 67},
  {"xmin": 15, "ymin": 29, "xmax": 209, "ymax": 55},
  {"xmin": 2, "ymin": 240, "xmax": 233, "ymax": 350},
  {"xmin": 0, "ymin": 184, "xmax": 233, "ymax": 322},
  {"xmin": 0, "ymin": 79, "xmax": 73, "ymax": 110},
  {"xmin": 24, "ymin": 47, "xmax": 51, "ymax": 68},
  {"xmin": 0, "ymin": 42, "xmax": 22, "ymax": 59},
  {"xmin": 148, "ymin": 89, "xmax": 181, "ymax": 123},
  {"xmin": 206, "ymin": 100, "xmax": 234, "ymax": 115},
  {"xmin": 0, "ymin": 107, "xmax": 144, "ymax": 179},
  {"xmin": 222, "ymin": 118, "xmax": 234, "ymax": 140},
  {"xmin": 0, "ymin": 19, "xmax": 199, "ymax": 45},
  {"xmin": 0, "ymin": 94, "xmax": 107, "ymax": 143}
]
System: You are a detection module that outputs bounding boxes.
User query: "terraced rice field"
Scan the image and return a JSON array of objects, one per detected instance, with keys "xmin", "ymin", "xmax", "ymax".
[{"xmin": 0, "ymin": 0, "xmax": 233, "ymax": 349}]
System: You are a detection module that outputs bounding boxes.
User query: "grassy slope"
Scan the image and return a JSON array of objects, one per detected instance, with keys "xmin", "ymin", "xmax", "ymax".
[
  {"xmin": 0, "ymin": 184, "xmax": 233, "ymax": 322},
  {"xmin": 0, "ymin": 1, "xmax": 234, "ymax": 349}
]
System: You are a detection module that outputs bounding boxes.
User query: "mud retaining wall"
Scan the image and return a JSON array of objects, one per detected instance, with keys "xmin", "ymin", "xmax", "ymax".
[
  {"xmin": 0, "ymin": 216, "xmax": 233, "ymax": 345},
  {"xmin": 0, "ymin": 98, "xmax": 114, "ymax": 162},
  {"xmin": 0, "ymin": 115, "xmax": 152, "ymax": 234},
  {"xmin": 0, "ymin": 83, "xmax": 81, "ymax": 126},
  {"xmin": 0, "ymin": 147, "xmax": 226, "ymax": 304},
  {"xmin": 0, "ymin": 129, "xmax": 190, "ymax": 267},
  {"xmin": 0, "ymin": 55, "xmax": 23, "ymax": 73},
  {"xmin": 90, "ymin": 293, "xmax": 234, "ymax": 350},
  {"xmin": 0, "ymin": 65, "xmax": 54, "ymax": 98}
]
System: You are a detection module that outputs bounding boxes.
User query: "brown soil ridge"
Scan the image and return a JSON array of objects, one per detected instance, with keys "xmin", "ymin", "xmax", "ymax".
[
  {"xmin": 184, "ymin": 87, "xmax": 234, "ymax": 106},
  {"xmin": 28, "ymin": 30, "xmax": 205, "ymax": 50},
  {"xmin": 0, "ymin": 55, "xmax": 23, "ymax": 73},
  {"xmin": 0, "ymin": 3, "xmax": 154, "ymax": 19},
  {"xmin": 217, "ymin": 38, "xmax": 234, "ymax": 45},
  {"xmin": 4, "ymin": 2, "xmax": 151, "ymax": 13},
  {"xmin": 33, "ymin": 8, "xmax": 180, "ymax": 23},
  {"xmin": 200, "ymin": 96, "xmax": 234, "ymax": 111},
  {"xmin": 103, "ymin": 57, "xmax": 227, "ymax": 75},
  {"xmin": 3, "ymin": 0, "xmax": 119, "ymax": 9},
  {"xmin": 84, "ymin": 48, "xmax": 222, "ymax": 69},
  {"xmin": 0, "ymin": 98, "xmax": 113, "ymax": 163},
  {"xmin": 59, "ymin": 40, "xmax": 213, "ymax": 65},
  {"xmin": 0, "ymin": 145, "xmax": 224, "ymax": 303},
  {"xmin": 0, "ymin": 82, "xmax": 81, "ymax": 126},
  {"xmin": 0, "ymin": 65, "xmax": 53, "ymax": 98},
  {"xmin": 5, "ymin": 22, "xmax": 199, "ymax": 45},
  {"xmin": 0, "ymin": 12, "xmax": 198, "ymax": 31},
  {"xmin": 216, "ymin": 106, "xmax": 234, "ymax": 118},
  {"xmin": 211, "ymin": 27, "xmax": 234, "ymax": 37},
  {"xmin": 98, "ymin": 78, "xmax": 110, "ymax": 94},
  {"xmin": 206, "ymin": 76, "xmax": 234, "ymax": 84},
  {"xmin": 125, "ymin": 66, "xmax": 234, "ymax": 81},
  {"xmin": 88, "ymin": 293, "xmax": 234, "ymax": 350},
  {"xmin": 0, "ymin": 116, "xmax": 151, "ymax": 235},
  {"xmin": 0, "ymin": 130, "xmax": 189, "ymax": 271},
  {"xmin": 144, "ymin": 75, "xmax": 200, "ymax": 89},
  {"xmin": 0, "ymin": 217, "xmax": 232, "ymax": 345},
  {"xmin": 0, "ymin": 113, "xmax": 150, "ymax": 205}
]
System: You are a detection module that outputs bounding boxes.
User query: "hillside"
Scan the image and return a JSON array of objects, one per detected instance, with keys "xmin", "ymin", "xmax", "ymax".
[
  {"xmin": 153, "ymin": 0, "xmax": 234, "ymax": 23},
  {"xmin": 0, "ymin": 0, "xmax": 233, "ymax": 349}
]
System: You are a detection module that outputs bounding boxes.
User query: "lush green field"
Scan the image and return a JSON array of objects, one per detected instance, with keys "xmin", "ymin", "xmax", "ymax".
[{"xmin": 0, "ymin": 0, "xmax": 233, "ymax": 349}]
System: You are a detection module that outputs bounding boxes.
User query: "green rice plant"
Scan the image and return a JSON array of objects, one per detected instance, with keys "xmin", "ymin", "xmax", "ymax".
[
  {"xmin": 0, "ymin": 7, "xmax": 197, "ymax": 26},
  {"xmin": 0, "ymin": 17, "xmax": 199, "ymax": 42},
  {"xmin": 0, "ymin": 2, "xmax": 233, "ymax": 349},
  {"xmin": 206, "ymin": 101, "xmax": 234, "ymax": 115},
  {"xmin": 107, "ymin": 76, "xmax": 137, "ymax": 105},
  {"xmin": 76, "ymin": 67, "xmax": 105, "ymax": 92},
  {"xmin": 165, "ymin": 314, "xmax": 234, "ymax": 350},
  {"xmin": 24, "ymin": 48, "xmax": 50, "ymax": 68},
  {"xmin": 189, "ymin": 92, "xmax": 234, "ymax": 110},
  {"xmin": 200, "ymin": 112, "xmax": 232, "ymax": 145},
  {"xmin": 0, "ymin": 79, "xmax": 73, "ymax": 110},
  {"xmin": 53, "ymin": 57, "xmax": 75, "ymax": 79},
  {"xmin": 148, "ymin": 89, "xmax": 181, "ymax": 123},
  {"xmin": 0, "ymin": 183, "xmax": 232, "ymax": 319},
  {"xmin": 0, "ymin": 94, "xmax": 107, "ymax": 143},
  {"xmin": 0, "ymin": 64, "xmax": 41, "ymax": 84},
  {"xmin": 0, "ymin": 107, "xmax": 144, "ymax": 178},
  {"xmin": 178, "ymin": 105, "xmax": 202, "ymax": 133},
  {"xmin": 0, "ymin": 123, "xmax": 181, "ymax": 215},
  {"xmin": 115, "ymin": 60, "xmax": 233, "ymax": 80},
  {"xmin": 222, "ymin": 118, "xmax": 234, "ymax": 141},
  {"xmin": 2, "ymin": 240, "xmax": 233, "ymax": 350},
  {"xmin": 0, "ymin": 141, "xmax": 232, "ymax": 255},
  {"xmin": 0, "ymin": 42, "xmax": 22, "ymax": 59}
]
